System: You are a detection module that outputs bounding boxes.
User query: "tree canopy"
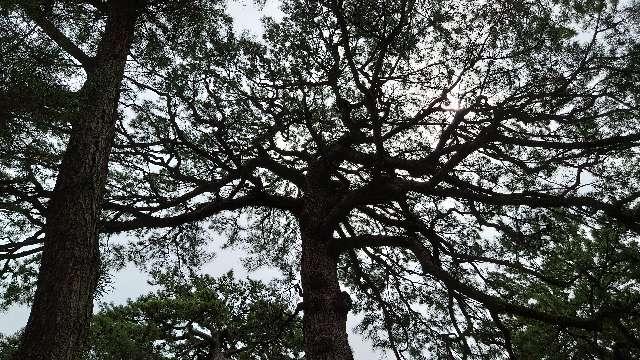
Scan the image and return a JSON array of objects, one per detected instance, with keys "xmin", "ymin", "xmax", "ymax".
[{"xmin": 1, "ymin": 0, "xmax": 640, "ymax": 359}]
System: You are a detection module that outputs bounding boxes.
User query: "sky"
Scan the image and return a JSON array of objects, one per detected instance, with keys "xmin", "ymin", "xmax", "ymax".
[{"xmin": 0, "ymin": 1, "xmax": 387, "ymax": 358}]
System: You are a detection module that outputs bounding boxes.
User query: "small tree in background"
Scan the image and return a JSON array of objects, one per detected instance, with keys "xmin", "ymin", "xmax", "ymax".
[{"xmin": 86, "ymin": 272, "xmax": 303, "ymax": 360}]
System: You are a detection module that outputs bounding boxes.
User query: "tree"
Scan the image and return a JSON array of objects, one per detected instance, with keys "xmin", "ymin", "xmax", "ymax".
[
  {"xmin": 93, "ymin": 0, "xmax": 640, "ymax": 358},
  {"xmin": 3, "ymin": 1, "xmax": 145, "ymax": 358},
  {"xmin": 85, "ymin": 272, "xmax": 303, "ymax": 360},
  {"xmin": 3, "ymin": 0, "xmax": 640, "ymax": 359},
  {"xmin": 0, "ymin": 273, "xmax": 303, "ymax": 360},
  {"xmin": 0, "ymin": 0, "xmax": 231, "ymax": 358}
]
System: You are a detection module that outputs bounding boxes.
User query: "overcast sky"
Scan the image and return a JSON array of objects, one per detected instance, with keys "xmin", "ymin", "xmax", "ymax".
[{"xmin": 0, "ymin": 1, "xmax": 386, "ymax": 358}]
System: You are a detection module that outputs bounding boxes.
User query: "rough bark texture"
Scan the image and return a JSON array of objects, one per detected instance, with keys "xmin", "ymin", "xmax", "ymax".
[
  {"xmin": 300, "ymin": 163, "xmax": 354, "ymax": 360},
  {"xmin": 15, "ymin": 2, "xmax": 141, "ymax": 359}
]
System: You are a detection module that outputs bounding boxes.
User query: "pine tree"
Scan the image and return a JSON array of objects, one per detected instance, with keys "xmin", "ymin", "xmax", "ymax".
[
  {"xmin": 1, "ymin": 1, "xmax": 230, "ymax": 358},
  {"xmin": 100, "ymin": 0, "xmax": 640, "ymax": 358}
]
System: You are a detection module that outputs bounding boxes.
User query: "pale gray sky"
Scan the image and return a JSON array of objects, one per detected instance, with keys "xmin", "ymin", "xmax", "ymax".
[{"xmin": 0, "ymin": 1, "xmax": 387, "ymax": 358}]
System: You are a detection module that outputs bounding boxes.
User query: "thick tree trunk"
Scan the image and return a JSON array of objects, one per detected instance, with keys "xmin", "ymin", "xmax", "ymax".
[
  {"xmin": 300, "ymin": 220, "xmax": 353, "ymax": 360},
  {"xmin": 14, "ymin": 2, "xmax": 141, "ymax": 359},
  {"xmin": 300, "ymin": 166, "xmax": 354, "ymax": 360}
]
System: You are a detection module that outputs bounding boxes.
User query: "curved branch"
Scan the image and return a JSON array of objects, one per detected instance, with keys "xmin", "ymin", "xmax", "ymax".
[{"xmin": 102, "ymin": 193, "xmax": 301, "ymax": 233}]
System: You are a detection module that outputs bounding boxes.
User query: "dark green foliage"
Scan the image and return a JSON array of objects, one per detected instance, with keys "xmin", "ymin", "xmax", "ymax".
[
  {"xmin": 0, "ymin": 331, "xmax": 20, "ymax": 360},
  {"xmin": 85, "ymin": 272, "xmax": 303, "ymax": 360}
]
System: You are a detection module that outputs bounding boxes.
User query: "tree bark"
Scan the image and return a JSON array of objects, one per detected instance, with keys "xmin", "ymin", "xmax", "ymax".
[
  {"xmin": 299, "ymin": 165, "xmax": 354, "ymax": 360},
  {"xmin": 14, "ymin": 2, "xmax": 142, "ymax": 359}
]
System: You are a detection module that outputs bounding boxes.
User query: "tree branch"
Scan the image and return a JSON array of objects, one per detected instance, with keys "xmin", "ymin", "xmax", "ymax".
[
  {"xmin": 336, "ymin": 234, "xmax": 617, "ymax": 330},
  {"xmin": 21, "ymin": 3, "xmax": 95, "ymax": 71},
  {"xmin": 102, "ymin": 193, "xmax": 301, "ymax": 233}
]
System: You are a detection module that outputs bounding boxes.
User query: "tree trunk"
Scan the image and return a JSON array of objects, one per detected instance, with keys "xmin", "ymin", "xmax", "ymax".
[
  {"xmin": 300, "ymin": 220, "xmax": 353, "ymax": 360},
  {"xmin": 14, "ymin": 2, "xmax": 141, "ymax": 359},
  {"xmin": 299, "ymin": 168, "xmax": 354, "ymax": 360}
]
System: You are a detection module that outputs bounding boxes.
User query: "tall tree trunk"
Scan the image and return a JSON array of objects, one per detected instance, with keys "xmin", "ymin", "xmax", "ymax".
[
  {"xmin": 14, "ymin": 2, "xmax": 141, "ymax": 359},
  {"xmin": 300, "ymin": 219, "xmax": 353, "ymax": 360},
  {"xmin": 300, "ymin": 166, "xmax": 354, "ymax": 360}
]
